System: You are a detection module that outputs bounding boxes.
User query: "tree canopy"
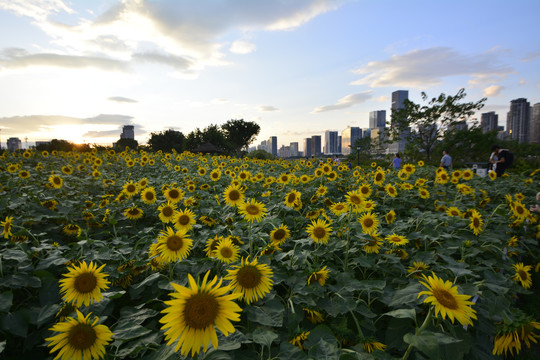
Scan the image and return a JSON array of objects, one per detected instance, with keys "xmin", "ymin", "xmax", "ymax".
[
  {"xmin": 221, "ymin": 119, "xmax": 260, "ymax": 155},
  {"xmin": 147, "ymin": 129, "xmax": 185, "ymax": 153}
]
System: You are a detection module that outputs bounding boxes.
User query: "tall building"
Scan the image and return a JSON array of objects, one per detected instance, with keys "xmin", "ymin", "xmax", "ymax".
[
  {"xmin": 303, "ymin": 138, "xmax": 312, "ymax": 158},
  {"xmin": 257, "ymin": 140, "xmax": 267, "ymax": 151},
  {"xmin": 278, "ymin": 145, "xmax": 290, "ymax": 158},
  {"xmin": 341, "ymin": 126, "xmax": 362, "ymax": 155},
  {"xmin": 120, "ymin": 125, "xmax": 135, "ymax": 139},
  {"xmin": 362, "ymin": 128, "xmax": 371, "ymax": 138},
  {"xmin": 290, "ymin": 142, "xmax": 299, "ymax": 157},
  {"xmin": 531, "ymin": 103, "xmax": 540, "ymax": 143},
  {"xmin": 324, "ymin": 131, "xmax": 339, "ymax": 155},
  {"xmin": 337, "ymin": 136, "xmax": 342, "ymax": 154},
  {"xmin": 369, "ymin": 110, "xmax": 386, "ymax": 129},
  {"xmin": 7, "ymin": 137, "xmax": 22, "ymax": 152},
  {"xmin": 388, "ymin": 90, "xmax": 410, "ymax": 154},
  {"xmin": 267, "ymin": 136, "xmax": 278, "ymax": 156},
  {"xmin": 311, "ymin": 135, "xmax": 322, "ymax": 156},
  {"xmin": 481, "ymin": 111, "xmax": 499, "ymax": 133},
  {"xmin": 506, "ymin": 98, "xmax": 530, "ymax": 143}
]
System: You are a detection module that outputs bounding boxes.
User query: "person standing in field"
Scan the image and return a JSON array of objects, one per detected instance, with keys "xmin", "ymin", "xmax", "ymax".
[
  {"xmin": 490, "ymin": 144, "xmax": 514, "ymax": 177},
  {"xmin": 391, "ymin": 153, "xmax": 401, "ymax": 170},
  {"xmin": 440, "ymin": 150, "xmax": 452, "ymax": 170}
]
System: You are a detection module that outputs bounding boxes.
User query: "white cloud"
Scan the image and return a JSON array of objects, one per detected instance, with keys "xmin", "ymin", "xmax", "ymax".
[
  {"xmin": 230, "ymin": 40, "xmax": 256, "ymax": 54},
  {"xmin": 312, "ymin": 91, "xmax": 373, "ymax": 113},
  {"xmin": 520, "ymin": 51, "xmax": 540, "ymax": 62},
  {"xmin": 375, "ymin": 95, "xmax": 389, "ymax": 103},
  {"xmin": 519, "ymin": 79, "xmax": 527, "ymax": 85},
  {"xmin": 351, "ymin": 47, "xmax": 513, "ymax": 88},
  {"xmin": 258, "ymin": 105, "xmax": 279, "ymax": 112},
  {"xmin": 482, "ymin": 85, "xmax": 503, "ymax": 97},
  {"xmin": 108, "ymin": 96, "xmax": 138, "ymax": 103}
]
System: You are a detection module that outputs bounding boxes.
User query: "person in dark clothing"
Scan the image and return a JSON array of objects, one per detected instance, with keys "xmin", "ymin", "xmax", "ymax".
[{"xmin": 490, "ymin": 145, "xmax": 511, "ymax": 177}]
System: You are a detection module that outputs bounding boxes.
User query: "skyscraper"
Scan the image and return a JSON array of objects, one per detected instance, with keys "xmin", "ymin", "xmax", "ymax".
[
  {"xmin": 388, "ymin": 90, "xmax": 409, "ymax": 154},
  {"xmin": 303, "ymin": 138, "xmax": 312, "ymax": 158},
  {"xmin": 506, "ymin": 98, "xmax": 530, "ymax": 143},
  {"xmin": 311, "ymin": 135, "xmax": 322, "ymax": 156},
  {"xmin": 341, "ymin": 126, "xmax": 362, "ymax": 155},
  {"xmin": 324, "ymin": 130, "xmax": 339, "ymax": 155},
  {"xmin": 369, "ymin": 110, "xmax": 386, "ymax": 129},
  {"xmin": 531, "ymin": 103, "xmax": 540, "ymax": 143},
  {"xmin": 267, "ymin": 136, "xmax": 278, "ymax": 156},
  {"xmin": 120, "ymin": 125, "xmax": 135, "ymax": 139},
  {"xmin": 290, "ymin": 142, "xmax": 299, "ymax": 157},
  {"xmin": 481, "ymin": 111, "xmax": 499, "ymax": 133}
]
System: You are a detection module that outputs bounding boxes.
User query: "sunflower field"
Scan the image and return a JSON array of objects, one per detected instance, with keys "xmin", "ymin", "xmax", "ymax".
[{"xmin": 1, "ymin": 148, "xmax": 539, "ymax": 360}]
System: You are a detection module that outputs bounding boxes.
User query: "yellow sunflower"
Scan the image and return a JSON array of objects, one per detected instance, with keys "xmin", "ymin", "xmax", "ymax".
[
  {"xmin": 210, "ymin": 169, "xmax": 222, "ymax": 181},
  {"xmin": 157, "ymin": 202, "xmax": 177, "ymax": 223},
  {"xmin": 461, "ymin": 169, "xmax": 474, "ymax": 180},
  {"xmin": 122, "ymin": 180, "xmax": 138, "ymax": 197},
  {"xmin": 124, "ymin": 206, "xmax": 144, "ymax": 220},
  {"xmin": 1, "ymin": 216, "xmax": 14, "ymax": 239},
  {"xmin": 46, "ymin": 309, "xmax": 113, "ymax": 360},
  {"xmin": 214, "ymin": 237, "xmax": 240, "ymax": 264},
  {"xmin": 223, "ymin": 184, "xmax": 245, "ymax": 207},
  {"xmin": 362, "ymin": 339, "xmax": 387, "ymax": 353},
  {"xmin": 49, "ymin": 174, "xmax": 64, "ymax": 189},
  {"xmin": 373, "ymin": 170, "xmax": 385, "ymax": 185},
  {"xmin": 468, "ymin": 209, "xmax": 483, "ymax": 236},
  {"xmin": 385, "ymin": 210, "xmax": 396, "ymax": 224},
  {"xmin": 18, "ymin": 170, "xmax": 31, "ymax": 179},
  {"xmin": 238, "ymin": 199, "xmax": 267, "ymax": 223},
  {"xmin": 155, "ymin": 227, "xmax": 193, "ymax": 264},
  {"xmin": 493, "ymin": 320, "xmax": 540, "ymax": 357},
  {"xmin": 172, "ymin": 208, "xmax": 197, "ymax": 232},
  {"xmin": 303, "ymin": 308, "xmax": 324, "ymax": 324},
  {"xmin": 63, "ymin": 224, "xmax": 82, "ymax": 237},
  {"xmin": 315, "ymin": 185, "xmax": 328, "ymax": 197},
  {"xmin": 407, "ymin": 261, "xmax": 429, "ymax": 278},
  {"xmin": 306, "ymin": 218, "xmax": 332, "ymax": 244},
  {"xmin": 59, "ymin": 261, "xmax": 110, "ymax": 307},
  {"xmin": 358, "ymin": 183, "xmax": 373, "ymax": 198},
  {"xmin": 307, "ymin": 266, "xmax": 330, "ymax": 286},
  {"xmin": 384, "ymin": 183, "xmax": 398, "ymax": 198},
  {"xmin": 418, "ymin": 273, "xmax": 477, "ymax": 326},
  {"xmin": 164, "ymin": 186, "xmax": 184, "ymax": 203},
  {"xmin": 289, "ymin": 331, "xmax": 310, "ymax": 350},
  {"xmin": 270, "ymin": 224, "xmax": 290, "ymax": 245},
  {"xmin": 160, "ymin": 271, "xmax": 242, "ymax": 357},
  {"xmin": 385, "ymin": 233, "xmax": 409, "ymax": 247},
  {"xmin": 284, "ymin": 189, "xmax": 302, "ymax": 208},
  {"xmin": 140, "ymin": 187, "xmax": 157, "ymax": 204},
  {"xmin": 488, "ymin": 170, "xmax": 497, "ymax": 180},
  {"xmin": 511, "ymin": 201, "xmax": 530, "ymax": 220},
  {"xmin": 418, "ymin": 188, "xmax": 430, "ymax": 199},
  {"xmin": 512, "ymin": 263, "xmax": 533, "ymax": 289},
  {"xmin": 225, "ymin": 257, "xmax": 274, "ymax": 304},
  {"xmin": 330, "ymin": 202, "xmax": 350, "ymax": 216},
  {"xmin": 446, "ymin": 206, "xmax": 462, "ymax": 217},
  {"xmin": 358, "ymin": 212, "xmax": 379, "ymax": 234}
]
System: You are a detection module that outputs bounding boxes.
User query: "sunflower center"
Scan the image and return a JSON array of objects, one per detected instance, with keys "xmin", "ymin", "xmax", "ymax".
[
  {"xmin": 375, "ymin": 174, "xmax": 383, "ymax": 181},
  {"xmin": 169, "ymin": 190, "xmax": 180, "ymax": 199},
  {"xmin": 313, "ymin": 226, "xmax": 326, "ymax": 239},
  {"xmin": 432, "ymin": 288, "xmax": 458, "ymax": 310},
  {"xmin": 363, "ymin": 218, "xmax": 374, "ymax": 228},
  {"xmin": 287, "ymin": 194, "xmax": 296, "ymax": 203},
  {"xmin": 473, "ymin": 218, "xmax": 480, "ymax": 227},
  {"xmin": 183, "ymin": 293, "xmax": 219, "ymax": 329},
  {"xmin": 167, "ymin": 235, "xmax": 183, "ymax": 251},
  {"xmin": 245, "ymin": 204, "xmax": 260, "ymax": 215},
  {"xmin": 273, "ymin": 229, "xmax": 286, "ymax": 241},
  {"xmin": 126, "ymin": 184, "xmax": 136, "ymax": 192},
  {"xmin": 68, "ymin": 323, "xmax": 97, "ymax": 350},
  {"xmin": 228, "ymin": 190, "xmax": 240, "ymax": 201},
  {"xmin": 53, "ymin": 177, "xmax": 61, "ymax": 185},
  {"xmin": 178, "ymin": 215, "xmax": 190, "ymax": 225},
  {"xmin": 128, "ymin": 209, "xmax": 140, "ymax": 216},
  {"xmin": 516, "ymin": 206, "xmax": 524, "ymax": 214},
  {"xmin": 162, "ymin": 207, "xmax": 174, "ymax": 217},
  {"xmin": 145, "ymin": 192, "xmax": 154, "ymax": 200},
  {"xmin": 74, "ymin": 273, "xmax": 98, "ymax": 294},
  {"xmin": 220, "ymin": 247, "xmax": 233, "ymax": 258},
  {"xmin": 519, "ymin": 270, "xmax": 527, "ymax": 280},
  {"xmin": 237, "ymin": 265, "xmax": 262, "ymax": 289},
  {"xmin": 350, "ymin": 195, "xmax": 361, "ymax": 204}
]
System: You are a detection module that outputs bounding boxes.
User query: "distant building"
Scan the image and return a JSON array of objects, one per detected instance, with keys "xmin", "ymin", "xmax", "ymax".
[
  {"xmin": 267, "ymin": 136, "xmax": 278, "ymax": 156},
  {"xmin": 389, "ymin": 90, "xmax": 410, "ymax": 154},
  {"xmin": 324, "ymin": 131, "xmax": 339, "ymax": 155},
  {"xmin": 341, "ymin": 126, "xmax": 362, "ymax": 155},
  {"xmin": 290, "ymin": 142, "xmax": 299, "ymax": 157},
  {"xmin": 369, "ymin": 110, "xmax": 386, "ymax": 129},
  {"xmin": 449, "ymin": 120, "xmax": 468, "ymax": 132},
  {"xmin": 120, "ymin": 125, "xmax": 135, "ymax": 139},
  {"xmin": 531, "ymin": 103, "xmax": 540, "ymax": 143},
  {"xmin": 506, "ymin": 98, "xmax": 530, "ymax": 143},
  {"xmin": 337, "ymin": 136, "xmax": 342, "ymax": 154},
  {"xmin": 370, "ymin": 128, "xmax": 388, "ymax": 154},
  {"xmin": 481, "ymin": 111, "xmax": 499, "ymax": 133},
  {"xmin": 278, "ymin": 145, "xmax": 290, "ymax": 158},
  {"xmin": 303, "ymin": 138, "xmax": 312, "ymax": 158},
  {"xmin": 257, "ymin": 140, "xmax": 267, "ymax": 151},
  {"xmin": 7, "ymin": 137, "xmax": 22, "ymax": 152},
  {"xmin": 311, "ymin": 135, "xmax": 322, "ymax": 156},
  {"xmin": 362, "ymin": 128, "xmax": 371, "ymax": 138}
]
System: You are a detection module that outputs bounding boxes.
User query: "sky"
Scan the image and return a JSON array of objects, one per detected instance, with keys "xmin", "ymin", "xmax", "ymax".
[{"xmin": 0, "ymin": 0, "xmax": 539, "ymax": 149}]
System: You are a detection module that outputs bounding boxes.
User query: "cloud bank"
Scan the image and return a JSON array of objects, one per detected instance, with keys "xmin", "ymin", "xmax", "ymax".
[{"xmin": 312, "ymin": 91, "xmax": 373, "ymax": 113}]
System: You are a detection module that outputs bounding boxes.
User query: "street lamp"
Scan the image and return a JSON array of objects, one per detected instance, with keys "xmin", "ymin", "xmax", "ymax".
[{"xmin": 357, "ymin": 146, "xmax": 361, "ymax": 166}]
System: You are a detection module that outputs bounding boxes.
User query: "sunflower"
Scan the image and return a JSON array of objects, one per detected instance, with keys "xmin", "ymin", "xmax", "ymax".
[
  {"xmin": 205, "ymin": 236, "xmax": 224, "ymax": 257},
  {"xmin": 345, "ymin": 190, "xmax": 365, "ymax": 212},
  {"xmin": 362, "ymin": 339, "xmax": 387, "ymax": 353},
  {"xmin": 418, "ymin": 188, "xmax": 430, "ymax": 199},
  {"xmin": 160, "ymin": 271, "xmax": 242, "ymax": 357},
  {"xmin": 238, "ymin": 199, "xmax": 267, "ymax": 223},
  {"xmin": 214, "ymin": 237, "xmax": 240, "ymax": 264},
  {"xmin": 49, "ymin": 174, "xmax": 64, "ymax": 189},
  {"xmin": 373, "ymin": 170, "xmax": 385, "ymax": 185},
  {"xmin": 358, "ymin": 183, "xmax": 373, "ymax": 198},
  {"xmin": 418, "ymin": 273, "xmax": 477, "ymax": 326},
  {"xmin": 122, "ymin": 180, "xmax": 138, "ymax": 197},
  {"xmin": 225, "ymin": 257, "xmax": 274, "ymax": 304},
  {"xmin": 63, "ymin": 224, "xmax": 82, "ymax": 237},
  {"xmin": 407, "ymin": 261, "xmax": 429, "ymax": 278},
  {"xmin": 155, "ymin": 227, "xmax": 193, "ymax": 264},
  {"xmin": 493, "ymin": 319, "xmax": 540, "ymax": 356},
  {"xmin": 358, "ymin": 212, "xmax": 379, "ymax": 234},
  {"xmin": 446, "ymin": 206, "xmax": 462, "ymax": 217},
  {"xmin": 18, "ymin": 170, "xmax": 31, "ymax": 179},
  {"xmin": 307, "ymin": 266, "xmax": 330, "ymax": 286},
  {"xmin": 209, "ymin": 169, "xmax": 222, "ymax": 181},
  {"xmin": 197, "ymin": 167, "xmax": 207, "ymax": 176},
  {"xmin": 140, "ymin": 187, "xmax": 157, "ymax": 204},
  {"xmin": 124, "ymin": 206, "xmax": 144, "ymax": 220},
  {"xmin": 398, "ymin": 170, "xmax": 410, "ymax": 181},
  {"xmin": 289, "ymin": 331, "xmax": 310, "ymax": 350},
  {"xmin": 284, "ymin": 189, "xmax": 302, "ymax": 208},
  {"xmin": 0, "ymin": 215, "xmax": 15, "ymax": 240},
  {"xmin": 315, "ymin": 185, "xmax": 327, "ymax": 197},
  {"xmin": 270, "ymin": 224, "xmax": 290, "ymax": 245},
  {"xmin": 512, "ymin": 263, "xmax": 533, "ymax": 289},
  {"xmin": 223, "ymin": 184, "xmax": 245, "ymax": 207},
  {"xmin": 435, "ymin": 171, "xmax": 449, "ymax": 184},
  {"xmin": 330, "ymin": 202, "xmax": 350, "ymax": 216},
  {"xmin": 384, "ymin": 184, "xmax": 398, "ymax": 197},
  {"xmin": 306, "ymin": 218, "xmax": 332, "ymax": 244},
  {"xmin": 488, "ymin": 170, "xmax": 497, "ymax": 180},
  {"xmin": 385, "ymin": 210, "xmax": 396, "ymax": 224},
  {"xmin": 385, "ymin": 233, "xmax": 409, "ymax": 246},
  {"xmin": 468, "ymin": 209, "xmax": 483, "ymax": 236},
  {"xmin": 157, "ymin": 202, "xmax": 177, "ymax": 223},
  {"xmin": 303, "ymin": 308, "xmax": 324, "ymax": 324},
  {"xmin": 511, "ymin": 201, "xmax": 529, "ymax": 220},
  {"xmin": 164, "ymin": 186, "xmax": 184, "ymax": 203},
  {"xmin": 461, "ymin": 169, "xmax": 474, "ymax": 180},
  {"xmin": 46, "ymin": 309, "xmax": 113, "ymax": 360},
  {"xmin": 59, "ymin": 261, "xmax": 110, "ymax": 307},
  {"xmin": 171, "ymin": 208, "xmax": 197, "ymax": 232}
]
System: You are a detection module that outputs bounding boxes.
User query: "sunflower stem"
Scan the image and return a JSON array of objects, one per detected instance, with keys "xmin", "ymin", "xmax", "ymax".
[{"xmin": 401, "ymin": 308, "xmax": 432, "ymax": 360}]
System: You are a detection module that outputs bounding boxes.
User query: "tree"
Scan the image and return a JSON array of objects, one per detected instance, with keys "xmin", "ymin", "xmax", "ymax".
[
  {"xmin": 185, "ymin": 125, "xmax": 229, "ymax": 153},
  {"xmin": 115, "ymin": 138, "xmax": 138, "ymax": 150},
  {"xmin": 391, "ymin": 88, "xmax": 486, "ymax": 160},
  {"xmin": 221, "ymin": 119, "xmax": 260, "ymax": 155},
  {"xmin": 147, "ymin": 129, "xmax": 185, "ymax": 153},
  {"xmin": 435, "ymin": 126, "xmax": 499, "ymax": 166}
]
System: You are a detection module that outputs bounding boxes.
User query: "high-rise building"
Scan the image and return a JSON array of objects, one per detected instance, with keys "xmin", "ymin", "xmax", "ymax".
[
  {"xmin": 481, "ymin": 111, "xmax": 499, "ymax": 133},
  {"xmin": 337, "ymin": 136, "xmax": 342, "ymax": 154},
  {"xmin": 7, "ymin": 137, "xmax": 22, "ymax": 152},
  {"xmin": 278, "ymin": 145, "xmax": 290, "ymax": 158},
  {"xmin": 120, "ymin": 125, "xmax": 135, "ymax": 139},
  {"xmin": 324, "ymin": 131, "xmax": 339, "ymax": 155},
  {"xmin": 506, "ymin": 98, "xmax": 530, "ymax": 143},
  {"xmin": 341, "ymin": 126, "xmax": 362, "ymax": 155},
  {"xmin": 369, "ymin": 110, "xmax": 386, "ymax": 129},
  {"xmin": 267, "ymin": 136, "xmax": 278, "ymax": 156},
  {"xmin": 290, "ymin": 142, "xmax": 299, "ymax": 157},
  {"xmin": 388, "ymin": 90, "xmax": 410, "ymax": 154},
  {"xmin": 303, "ymin": 138, "xmax": 312, "ymax": 158},
  {"xmin": 362, "ymin": 128, "xmax": 371, "ymax": 138},
  {"xmin": 311, "ymin": 135, "xmax": 322, "ymax": 156},
  {"xmin": 531, "ymin": 103, "xmax": 540, "ymax": 143}
]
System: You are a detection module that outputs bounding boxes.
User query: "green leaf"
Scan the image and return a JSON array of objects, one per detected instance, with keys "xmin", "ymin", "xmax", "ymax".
[
  {"xmin": 403, "ymin": 330, "xmax": 462, "ymax": 360},
  {"xmin": 37, "ymin": 304, "xmax": 61, "ymax": 327},
  {"xmin": 0, "ymin": 291, "xmax": 13, "ymax": 313},
  {"xmin": 278, "ymin": 342, "xmax": 308, "ymax": 360},
  {"xmin": 113, "ymin": 321, "xmax": 153, "ymax": 341},
  {"xmin": 3, "ymin": 274, "xmax": 41, "ymax": 289},
  {"xmin": 0, "ymin": 312, "xmax": 28, "ymax": 337},
  {"xmin": 0, "ymin": 340, "xmax": 5, "ymax": 354},
  {"xmin": 245, "ymin": 299, "xmax": 284, "ymax": 327},
  {"xmin": 308, "ymin": 338, "xmax": 339, "ymax": 359},
  {"xmin": 355, "ymin": 280, "xmax": 387, "ymax": 292},
  {"xmin": 201, "ymin": 350, "xmax": 233, "ymax": 360},
  {"xmin": 382, "ymin": 308, "xmax": 416, "ymax": 321},
  {"xmin": 119, "ymin": 307, "xmax": 159, "ymax": 325},
  {"xmin": 251, "ymin": 327, "xmax": 278, "ymax": 348},
  {"xmin": 388, "ymin": 283, "xmax": 423, "ymax": 307}
]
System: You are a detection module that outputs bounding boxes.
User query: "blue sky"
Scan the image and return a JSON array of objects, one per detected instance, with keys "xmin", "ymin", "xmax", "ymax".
[{"xmin": 0, "ymin": 0, "xmax": 539, "ymax": 149}]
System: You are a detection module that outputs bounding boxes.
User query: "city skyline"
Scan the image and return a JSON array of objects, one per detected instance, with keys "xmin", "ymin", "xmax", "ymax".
[{"xmin": 0, "ymin": 1, "xmax": 539, "ymax": 148}]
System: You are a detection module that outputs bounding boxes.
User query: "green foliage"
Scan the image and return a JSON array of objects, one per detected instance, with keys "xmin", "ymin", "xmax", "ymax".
[
  {"xmin": 221, "ymin": 119, "xmax": 260, "ymax": 155},
  {"xmin": 147, "ymin": 129, "xmax": 185, "ymax": 153},
  {"xmin": 115, "ymin": 138, "xmax": 139, "ymax": 150}
]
